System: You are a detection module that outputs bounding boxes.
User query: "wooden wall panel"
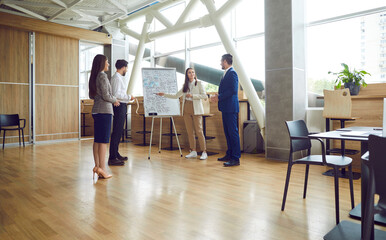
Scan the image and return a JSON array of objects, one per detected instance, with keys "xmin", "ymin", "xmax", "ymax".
[
  {"xmin": 0, "ymin": 26, "xmax": 30, "ymax": 145},
  {"xmin": 35, "ymin": 133, "xmax": 79, "ymax": 142},
  {"xmin": 0, "ymin": 12, "xmax": 111, "ymax": 44},
  {"xmin": 34, "ymin": 33, "xmax": 79, "ymax": 141},
  {"xmin": 0, "ymin": 26, "xmax": 29, "ymax": 84},
  {"xmin": 35, "ymin": 86, "xmax": 79, "ymax": 140},
  {"xmin": 0, "ymin": 84, "xmax": 30, "ymax": 143},
  {"xmin": 35, "ymin": 33, "xmax": 78, "ymax": 85}
]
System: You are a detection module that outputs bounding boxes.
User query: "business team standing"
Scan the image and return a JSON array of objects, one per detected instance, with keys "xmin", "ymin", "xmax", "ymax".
[
  {"xmin": 211, "ymin": 54, "xmax": 241, "ymax": 167},
  {"xmin": 89, "ymin": 54, "xmax": 239, "ymax": 176}
]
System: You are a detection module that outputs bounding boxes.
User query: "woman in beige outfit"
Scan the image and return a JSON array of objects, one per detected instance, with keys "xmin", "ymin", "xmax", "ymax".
[{"xmin": 156, "ymin": 68, "xmax": 208, "ymax": 160}]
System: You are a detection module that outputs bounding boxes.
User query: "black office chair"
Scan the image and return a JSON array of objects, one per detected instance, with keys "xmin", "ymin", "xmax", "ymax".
[
  {"xmin": 0, "ymin": 114, "xmax": 26, "ymax": 149},
  {"xmin": 282, "ymin": 120, "xmax": 355, "ymax": 224}
]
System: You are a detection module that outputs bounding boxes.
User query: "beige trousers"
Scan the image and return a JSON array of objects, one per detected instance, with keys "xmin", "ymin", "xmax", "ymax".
[{"xmin": 183, "ymin": 101, "xmax": 206, "ymax": 151}]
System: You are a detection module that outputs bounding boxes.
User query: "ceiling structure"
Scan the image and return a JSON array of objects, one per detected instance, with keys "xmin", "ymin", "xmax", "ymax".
[{"xmin": 0, "ymin": 0, "xmax": 161, "ymax": 31}]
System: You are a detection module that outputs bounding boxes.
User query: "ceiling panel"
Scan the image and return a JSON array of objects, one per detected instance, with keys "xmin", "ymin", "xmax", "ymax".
[{"xmin": 0, "ymin": 0, "xmax": 159, "ymax": 30}]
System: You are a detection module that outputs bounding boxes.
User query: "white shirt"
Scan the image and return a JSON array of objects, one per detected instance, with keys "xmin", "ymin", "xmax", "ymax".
[
  {"xmin": 185, "ymin": 81, "xmax": 194, "ymax": 101},
  {"xmin": 222, "ymin": 66, "xmax": 231, "ymax": 78},
  {"xmin": 111, "ymin": 72, "xmax": 131, "ymax": 104}
]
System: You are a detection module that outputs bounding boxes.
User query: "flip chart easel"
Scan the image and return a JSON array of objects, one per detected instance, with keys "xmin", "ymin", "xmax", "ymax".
[{"xmin": 148, "ymin": 116, "xmax": 182, "ymax": 160}]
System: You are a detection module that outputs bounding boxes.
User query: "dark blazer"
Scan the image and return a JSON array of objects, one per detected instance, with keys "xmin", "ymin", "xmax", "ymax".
[{"xmin": 218, "ymin": 67, "xmax": 239, "ymax": 113}]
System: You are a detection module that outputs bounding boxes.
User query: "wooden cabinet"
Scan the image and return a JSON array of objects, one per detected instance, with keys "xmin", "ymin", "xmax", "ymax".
[{"xmin": 81, "ymin": 99, "xmax": 94, "ymax": 137}]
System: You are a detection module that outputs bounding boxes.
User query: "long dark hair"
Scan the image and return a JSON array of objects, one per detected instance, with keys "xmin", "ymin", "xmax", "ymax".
[
  {"xmin": 182, "ymin": 68, "xmax": 197, "ymax": 93},
  {"xmin": 89, "ymin": 54, "xmax": 107, "ymax": 99}
]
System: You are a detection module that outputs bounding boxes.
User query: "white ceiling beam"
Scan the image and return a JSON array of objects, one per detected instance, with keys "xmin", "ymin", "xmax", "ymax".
[
  {"xmin": 2, "ymin": 0, "xmax": 61, "ymax": 8},
  {"xmin": 215, "ymin": 0, "xmax": 240, "ymax": 19},
  {"xmin": 120, "ymin": 26, "xmax": 141, "ymax": 40},
  {"xmin": 175, "ymin": 0, "xmax": 199, "ymax": 25},
  {"xmin": 4, "ymin": 3, "xmax": 47, "ymax": 21},
  {"xmin": 107, "ymin": 0, "xmax": 127, "ymax": 14},
  {"xmin": 51, "ymin": 19, "xmax": 95, "ymax": 25},
  {"xmin": 48, "ymin": 0, "xmax": 83, "ymax": 21},
  {"xmin": 148, "ymin": 18, "xmax": 202, "ymax": 41},
  {"xmin": 151, "ymin": 10, "xmax": 173, "ymax": 28},
  {"xmin": 91, "ymin": 13, "xmax": 126, "ymax": 29},
  {"xmin": 50, "ymin": 0, "xmax": 67, "ymax": 8},
  {"xmin": 73, "ymin": 6, "xmax": 121, "ymax": 13},
  {"xmin": 72, "ymin": 9, "xmax": 101, "ymax": 25},
  {"xmin": 120, "ymin": 0, "xmax": 184, "ymax": 25},
  {"xmin": 91, "ymin": 0, "xmax": 160, "ymax": 30}
]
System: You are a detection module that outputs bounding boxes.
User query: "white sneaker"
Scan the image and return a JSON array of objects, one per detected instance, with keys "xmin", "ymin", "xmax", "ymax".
[
  {"xmin": 185, "ymin": 151, "xmax": 197, "ymax": 158},
  {"xmin": 200, "ymin": 152, "xmax": 208, "ymax": 160}
]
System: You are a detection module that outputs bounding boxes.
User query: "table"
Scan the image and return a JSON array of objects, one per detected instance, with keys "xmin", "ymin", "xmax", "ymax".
[
  {"xmin": 324, "ymin": 118, "xmax": 360, "ymax": 180},
  {"xmin": 309, "ymin": 127, "xmax": 386, "ymax": 239}
]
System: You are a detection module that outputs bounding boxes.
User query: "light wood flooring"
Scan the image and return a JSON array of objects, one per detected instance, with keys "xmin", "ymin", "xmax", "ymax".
[{"xmin": 0, "ymin": 140, "xmax": 385, "ymax": 240}]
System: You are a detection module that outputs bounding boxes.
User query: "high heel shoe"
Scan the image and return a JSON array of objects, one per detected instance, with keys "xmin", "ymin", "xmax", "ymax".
[
  {"xmin": 93, "ymin": 167, "xmax": 98, "ymax": 180},
  {"xmin": 97, "ymin": 168, "xmax": 112, "ymax": 179}
]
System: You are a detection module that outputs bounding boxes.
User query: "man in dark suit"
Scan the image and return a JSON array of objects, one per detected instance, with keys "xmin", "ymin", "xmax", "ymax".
[{"xmin": 210, "ymin": 54, "xmax": 241, "ymax": 167}]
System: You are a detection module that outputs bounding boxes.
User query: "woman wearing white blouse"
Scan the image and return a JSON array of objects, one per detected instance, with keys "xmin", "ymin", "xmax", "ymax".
[{"xmin": 156, "ymin": 68, "xmax": 208, "ymax": 160}]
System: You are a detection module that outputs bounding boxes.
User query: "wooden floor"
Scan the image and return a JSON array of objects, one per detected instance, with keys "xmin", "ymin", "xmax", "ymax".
[{"xmin": 0, "ymin": 140, "xmax": 385, "ymax": 240}]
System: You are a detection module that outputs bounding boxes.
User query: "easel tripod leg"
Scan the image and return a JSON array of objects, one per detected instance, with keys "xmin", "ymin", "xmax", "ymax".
[
  {"xmin": 171, "ymin": 117, "xmax": 183, "ymax": 157},
  {"xmin": 159, "ymin": 118, "xmax": 162, "ymax": 153},
  {"xmin": 148, "ymin": 117, "xmax": 155, "ymax": 159}
]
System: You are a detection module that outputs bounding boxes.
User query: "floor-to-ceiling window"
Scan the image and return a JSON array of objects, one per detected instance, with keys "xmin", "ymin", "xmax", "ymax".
[
  {"xmin": 126, "ymin": 0, "xmax": 265, "ymax": 96},
  {"xmin": 306, "ymin": 1, "xmax": 386, "ymax": 106},
  {"xmin": 79, "ymin": 42, "xmax": 104, "ymax": 99}
]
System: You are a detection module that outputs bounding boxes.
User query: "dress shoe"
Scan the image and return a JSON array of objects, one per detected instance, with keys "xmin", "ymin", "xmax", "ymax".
[
  {"xmin": 117, "ymin": 155, "xmax": 128, "ymax": 161},
  {"xmin": 223, "ymin": 159, "xmax": 240, "ymax": 167},
  {"xmin": 217, "ymin": 155, "xmax": 231, "ymax": 161},
  {"xmin": 108, "ymin": 158, "xmax": 125, "ymax": 166}
]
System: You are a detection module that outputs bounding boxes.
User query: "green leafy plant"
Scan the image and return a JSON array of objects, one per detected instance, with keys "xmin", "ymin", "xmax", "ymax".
[{"xmin": 328, "ymin": 63, "xmax": 370, "ymax": 89}]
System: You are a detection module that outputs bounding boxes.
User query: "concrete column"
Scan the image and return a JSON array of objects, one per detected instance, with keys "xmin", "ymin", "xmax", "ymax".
[{"xmin": 265, "ymin": 0, "xmax": 306, "ymax": 160}]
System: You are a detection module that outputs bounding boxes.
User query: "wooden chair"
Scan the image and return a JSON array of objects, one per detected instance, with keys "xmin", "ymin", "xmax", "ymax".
[
  {"xmin": 0, "ymin": 114, "xmax": 26, "ymax": 149},
  {"xmin": 282, "ymin": 120, "xmax": 355, "ymax": 224},
  {"xmin": 323, "ymin": 89, "xmax": 359, "ymax": 156}
]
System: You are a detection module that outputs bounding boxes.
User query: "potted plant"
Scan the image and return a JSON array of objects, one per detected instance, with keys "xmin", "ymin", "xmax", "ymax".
[{"xmin": 328, "ymin": 63, "xmax": 370, "ymax": 95}]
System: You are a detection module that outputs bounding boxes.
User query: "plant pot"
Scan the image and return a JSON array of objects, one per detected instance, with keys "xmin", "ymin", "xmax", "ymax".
[{"xmin": 344, "ymin": 82, "xmax": 360, "ymax": 95}]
